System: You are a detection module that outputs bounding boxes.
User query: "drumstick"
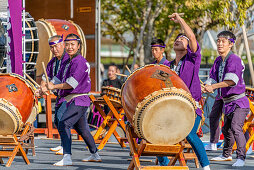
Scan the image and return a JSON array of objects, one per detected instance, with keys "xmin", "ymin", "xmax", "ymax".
[
  {"xmin": 168, "ymin": 13, "xmax": 184, "ymax": 18},
  {"xmin": 125, "ymin": 65, "xmax": 131, "ymax": 74},
  {"xmin": 42, "ymin": 62, "xmax": 52, "ymax": 94},
  {"xmin": 24, "ymin": 72, "xmax": 49, "ymax": 96},
  {"xmin": 24, "ymin": 72, "xmax": 40, "ymax": 88},
  {"xmin": 115, "ymin": 73, "xmax": 128, "ymax": 77},
  {"xmin": 42, "ymin": 62, "xmax": 49, "ymax": 84}
]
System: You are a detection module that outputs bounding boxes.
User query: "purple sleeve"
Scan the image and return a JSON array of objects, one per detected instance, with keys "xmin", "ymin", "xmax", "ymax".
[
  {"xmin": 224, "ymin": 57, "xmax": 243, "ymax": 84},
  {"xmin": 187, "ymin": 41, "xmax": 201, "ymax": 58}
]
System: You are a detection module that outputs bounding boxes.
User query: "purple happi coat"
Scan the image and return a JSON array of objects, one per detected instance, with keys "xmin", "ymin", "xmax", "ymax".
[
  {"xmin": 152, "ymin": 56, "xmax": 171, "ymax": 65},
  {"xmin": 43, "ymin": 52, "xmax": 69, "ymax": 81},
  {"xmin": 208, "ymin": 52, "xmax": 249, "ymax": 114},
  {"xmin": 53, "ymin": 54, "xmax": 91, "ymax": 107},
  {"xmin": 167, "ymin": 42, "xmax": 202, "ymax": 116}
]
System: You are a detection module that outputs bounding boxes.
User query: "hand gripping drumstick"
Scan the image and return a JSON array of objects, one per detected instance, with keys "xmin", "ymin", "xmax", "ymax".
[
  {"xmin": 168, "ymin": 13, "xmax": 184, "ymax": 18},
  {"xmin": 200, "ymin": 79, "xmax": 214, "ymax": 93},
  {"xmin": 24, "ymin": 72, "xmax": 49, "ymax": 96}
]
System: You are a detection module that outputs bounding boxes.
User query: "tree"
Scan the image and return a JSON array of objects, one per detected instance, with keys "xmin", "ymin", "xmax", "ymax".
[{"xmin": 101, "ymin": 0, "xmax": 254, "ymax": 69}]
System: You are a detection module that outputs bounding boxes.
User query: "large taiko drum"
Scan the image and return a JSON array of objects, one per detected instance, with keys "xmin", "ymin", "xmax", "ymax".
[
  {"xmin": 0, "ymin": 73, "xmax": 36, "ymax": 135},
  {"xmin": 35, "ymin": 19, "xmax": 86, "ymax": 77},
  {"xmin": 0, "ymin": 13, "xmax": 39, "ymax": 72},
  {"xmin": 121, "ymin": 64, "xmax": 196, "ymax": 145}
]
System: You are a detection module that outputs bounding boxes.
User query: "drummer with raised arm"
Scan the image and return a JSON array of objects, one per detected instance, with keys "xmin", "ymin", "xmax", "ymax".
[
  {"xmin": 157, "ymin": 13, "xmax": 210, "ymax": 170},
  {"xmin": 47, "ymin": 33, "xmax": 101, "ymax": 166}
]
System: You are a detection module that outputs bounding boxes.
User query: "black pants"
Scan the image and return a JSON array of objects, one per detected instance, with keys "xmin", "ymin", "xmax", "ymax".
[{"xmin": 58, "ymin": 102, "xmax": 97, "ymax": 154}]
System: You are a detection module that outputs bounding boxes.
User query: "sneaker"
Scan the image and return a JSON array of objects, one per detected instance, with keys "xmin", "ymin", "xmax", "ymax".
[
  {"xmin": 210, "ymin": 155, "xmax": 232, "ymax": 161},
  {"xmin": 203, "ymin": 165, "xmax": 210, "ymax": 170},
  {"xmin": 55, "ymin": 148, "xmax": 63, "ymax": 155},
  {"xmin": 50, "ymin": 146, "xmax": 62, "ymax": 152},
  {"xmin": 205, "ymin": 143, "xmax": 217, "ymax": 151},
  {"xmin": 232, "ymin": 159, "xmax": 245, "ymax": 167},
  {"xmin": 53, "ymin": 154, "xmax": 72, "ymax": 166},
  {"xmin": 82, "ymin": 152, "xmax": 102, "ymax": 162}
]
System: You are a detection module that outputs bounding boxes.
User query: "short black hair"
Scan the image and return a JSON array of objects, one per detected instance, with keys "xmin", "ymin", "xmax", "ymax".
[
  {"xmin": 217, "ymin": 31, "xmax": 236, "ymax": 42},
  {"xmin": 174, "ymin": 33, "xmax": 187, "ymax": 42},
  {"xmin": 151, "ymin": 38, "xmax": 165, "ymax": 46}
]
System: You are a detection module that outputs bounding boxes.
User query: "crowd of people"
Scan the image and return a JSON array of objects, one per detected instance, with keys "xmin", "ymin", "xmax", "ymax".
[{"xmin": 35, "ymin": 12, "xmax": 250, "ymax": 169}]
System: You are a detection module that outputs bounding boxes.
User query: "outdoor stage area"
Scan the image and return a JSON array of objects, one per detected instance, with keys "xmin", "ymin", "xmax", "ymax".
[{"xmin": 0, "ymin": 134, "xmax": 254, "ymax": 170}]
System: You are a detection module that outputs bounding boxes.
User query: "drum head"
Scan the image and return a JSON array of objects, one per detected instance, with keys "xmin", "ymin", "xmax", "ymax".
[
  {"xmin": 0, "ymin": 108, "xmax": 16, "ymax": 135},
  {"xmin": 0, "ymin": 99, "xmax": 22, "ymax": 135},
  {"xmin": 134, "ymin": 88, "xmax": 196, "ymax": 145}
]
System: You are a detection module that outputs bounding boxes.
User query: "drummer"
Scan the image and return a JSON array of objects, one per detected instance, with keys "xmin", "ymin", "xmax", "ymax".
[
  {"xmin": 156, "ymin": 13, "xmax": 210, "ymax": 170},
  {"xmin": 47, "ymin": 33, "xmax": 101, "ymax": 166},
  {"xmin": 204, "ymin": 31, "xmax": 249, "ymax": 167},
  {"xmin": 39, "ymin": 35, "xmax": 69, "ymax": 155}
]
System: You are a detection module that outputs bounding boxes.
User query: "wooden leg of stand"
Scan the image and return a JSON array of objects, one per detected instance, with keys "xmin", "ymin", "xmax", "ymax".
[
  {"xmin": 98, "ymin": 120, "xmax": 118, "ymax": 150},
  {"xmin": 5, "ymin": 145, "xmax": 19, "ymax": 167},
  {"xmin": 31, "ymin": 136, "xmax": 36, "ymax": 156},
  {"xmin": 126, "ymin": 126, "xmax": 141, "ymax": 170},
  {"xmin": 0, "ymin": 158, "xmax": 3, "ymax": 164},
  {"xmin": 18, "ymin": 144, "xmax": 30, "ymax": 165}
]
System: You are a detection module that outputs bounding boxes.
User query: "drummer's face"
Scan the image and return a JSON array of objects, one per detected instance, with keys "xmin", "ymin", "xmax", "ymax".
[
  {"xmin": 151, "ymin": 46, "xmax": 164, "ymax": 61},
  {"xmin": 65, "ymin": 38, "xmax": 80, "ymax": 57},
  {"xmin": 173, "ymin": 37, "xmax": 188, "ymax": 51},
  {"xmin": 49, "ymin": 38, "xmax": 65, "ymax": 58}
]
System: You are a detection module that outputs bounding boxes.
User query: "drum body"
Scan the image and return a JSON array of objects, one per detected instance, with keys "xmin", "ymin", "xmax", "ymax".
[
  {"xmin": 0, "ymin": 13, "xmax": 39, "ymax": 72},
  {"xmin": 101, "ymin": 86, "xmax": 121, "ymax": 104},
  {"xmin": 0, "ymin": 73, "xmax": 35, "ymax": 135},
  {"xmin": 35, "ymin": 19, "xmax": 86, "ymax": 77},
  {"xmin": 121, "ymin": 64, "xmax": 196, "ymax": 145}
]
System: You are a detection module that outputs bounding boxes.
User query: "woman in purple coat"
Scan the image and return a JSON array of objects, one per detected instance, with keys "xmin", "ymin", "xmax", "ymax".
[{"xmin": 47, "ymin": 34, "xmax": 101, "ymax": 166}]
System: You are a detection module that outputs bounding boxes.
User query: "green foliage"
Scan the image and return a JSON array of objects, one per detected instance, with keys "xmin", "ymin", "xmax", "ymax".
[{"xmin": 101, "ymin": 0, "xmax": 254, "ymax": 64}]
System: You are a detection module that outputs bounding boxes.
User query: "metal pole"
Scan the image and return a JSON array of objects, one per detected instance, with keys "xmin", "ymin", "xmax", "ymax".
[
  {"xmin": 242, "ymin": 24, "xmax": 254, "ymax": 87},
  {"xmin": 95, "ymin": 0, "xmax": 101, "ymax": 91}
]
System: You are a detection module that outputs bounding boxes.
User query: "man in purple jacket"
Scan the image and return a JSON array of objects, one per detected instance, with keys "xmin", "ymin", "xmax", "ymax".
[
  {"xmin": 157, "ymin": 13, "xmax": 210, "ymax": 170},
  {"xmin": 40, "ymin": 35, "xmax": 69, "ymax": 155},
  {"xmin": 204, "ymin": 31, "xmax": 249, "ymax": 167}
]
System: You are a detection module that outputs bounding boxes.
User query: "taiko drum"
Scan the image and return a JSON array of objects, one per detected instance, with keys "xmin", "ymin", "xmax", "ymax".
[
  {"xmin": 121, "ymin": 64, "xmax": 196, "ymax": 145},
  {"xmin": 0, "ymin": 73, "xmax": 36, "ymax": 135},
  {"xmin": 35, "ymin": 19, "xmax": 86, "ymax": 77}
]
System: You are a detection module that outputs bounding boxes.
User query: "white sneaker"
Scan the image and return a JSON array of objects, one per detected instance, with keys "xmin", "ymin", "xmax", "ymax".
[
  {"xmin": 232, "ymin": 159, "xmax": 245, "ymax": 167},
  {"xmin": 210, "ymin": 155, "xmax": 232, "ymax": 161},
  {"xmin": 82, "ymin": 152, "xmax": 102, "ymax": 162},
  {"xmin": 205, "ymin": 143, "xmax": 217, "ymax": 151},
  {"xmin": 55, "ymin": 148, "xmax": 63, "ymax": 155},
  {"xmin": 50, "ymin": 146, "xmax": 62, "ymax": 152},
  {"xmin": 203, "ymin": 165, "xmax": 210, "ymax": 170},
  {"xmin": 53, "ymin": 154, "xmax": 72, "ymax": 166}
]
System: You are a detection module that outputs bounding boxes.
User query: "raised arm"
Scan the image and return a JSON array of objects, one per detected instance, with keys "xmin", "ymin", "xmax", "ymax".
[{"xmin": 169, "ymin": 13, "xmax": 197, "ymax": 52}]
